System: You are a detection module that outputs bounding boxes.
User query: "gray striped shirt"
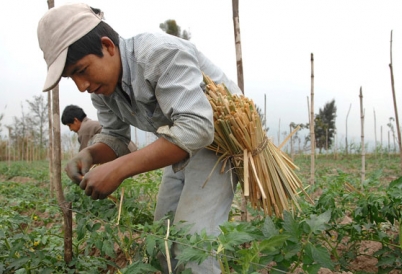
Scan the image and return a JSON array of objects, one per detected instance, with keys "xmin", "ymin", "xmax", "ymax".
[{"xmin": 91, "ymin": 32, "xmax": 241, "ymax": 169}]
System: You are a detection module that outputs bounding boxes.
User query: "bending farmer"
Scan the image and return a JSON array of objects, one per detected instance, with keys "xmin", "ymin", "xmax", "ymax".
[{"xmin": 37, "ymin": 3, "xmax": 241, "ymax": 273}]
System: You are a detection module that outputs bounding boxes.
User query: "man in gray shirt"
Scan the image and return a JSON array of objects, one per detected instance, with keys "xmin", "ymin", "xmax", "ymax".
[
  {"xmin": 38, "ymin": 3, "xmax": 241, "ymax": 273},
  {"xmin": 61, "ymin": 104, "xmax": 137, "ymax": 152},
  {"xmin": 61, "ymin": 105, "xmax": 102, "ymax": 151}
]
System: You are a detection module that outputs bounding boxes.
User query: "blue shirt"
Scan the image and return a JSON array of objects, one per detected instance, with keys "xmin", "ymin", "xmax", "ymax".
[{"xmin": 90, "ymin": 32, "xmax": 241, "ymax": 169}]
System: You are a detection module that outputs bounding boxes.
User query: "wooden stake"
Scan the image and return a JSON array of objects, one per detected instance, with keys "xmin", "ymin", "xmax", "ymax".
[
  {"xmin": 359, "ymin": 87, "xmax": 366, "ymax": 187},
  {"xmin": 117, "ymin": 187, "xmax": 125, "ymax": 225},
  {"xmin": 310, "ymin": 53, "xmax": 315, "ymax": 185},
  {"xmin": 345, "ymin": 103, "xmax": 352, "ymax": 156},
  {"xmin": 164, "ymin": 219, "xmax": 172, "ymax": 274},
  {"xmin": 389, "ymin": 30, "xmax": 402, "ymax": 171},
  {"xmin": 243, "ymin": 149, "xmax": 249, "ymax": 196}
]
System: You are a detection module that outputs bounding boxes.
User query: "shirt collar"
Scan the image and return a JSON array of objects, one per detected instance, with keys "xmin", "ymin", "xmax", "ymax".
[{"xmin": 119, "ymin": 37, "xmax": 132, "ymax": 89}]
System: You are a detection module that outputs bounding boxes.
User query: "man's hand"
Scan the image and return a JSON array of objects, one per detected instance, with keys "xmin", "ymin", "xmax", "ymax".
[
  {"xmin": 79, "ymin": 161, "xmax": 123, "ymax": 200},
  {"xmin": 65, "ymin": 138, "xmax": 189, "ymax": 200},
  {"xmin": 65, "ymin": 149, "xmax": 94, "ymax": 184}
]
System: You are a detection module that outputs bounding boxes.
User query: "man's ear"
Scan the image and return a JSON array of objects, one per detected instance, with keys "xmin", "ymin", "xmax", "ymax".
[
  {"xmin": 101, "ymin": 37, "xmax": 116, "ymax": 56},
  {"xmin": 73, "ymin": 118, "xmax": 82, "ymax": 130},
  {"xmin": 74, "ymin": 118, "xmax": 82, "ymax": 126}
]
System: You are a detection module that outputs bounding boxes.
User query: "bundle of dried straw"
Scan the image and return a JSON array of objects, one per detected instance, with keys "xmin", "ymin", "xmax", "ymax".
[{"xmin": 203, "ymin": 73, "xmax": 309, "ymax": 217}]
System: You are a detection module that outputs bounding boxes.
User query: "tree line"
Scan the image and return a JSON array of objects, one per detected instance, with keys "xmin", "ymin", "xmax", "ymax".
[{"xmin": 0, "ymin": 95, "xmax": 48, "ymax": 161}]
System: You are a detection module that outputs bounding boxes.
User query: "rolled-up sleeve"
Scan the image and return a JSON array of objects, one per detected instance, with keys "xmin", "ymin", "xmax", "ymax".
[{"xmin": 90, "ymin": 94, "xmax": 132, "ymax": 157}]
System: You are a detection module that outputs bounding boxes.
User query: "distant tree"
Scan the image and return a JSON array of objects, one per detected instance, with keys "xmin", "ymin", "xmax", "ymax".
[
  {"xmin": 26, "ymin": 95, "xmax": 48, "ymax": 148},
  {"xmin": 387, "ymin": 117, "xmax": 397, "ymax": 152},
  {"xmin": 6, "ymin": 96, "xmax": 49, "ymax": 160},
  {"xmin": 159, "ymin": 19, "xmax": 191, "ymax": 40},
  {"xmin": 290, "ymin": 122, "xmax": 308, "ymax": 152},
  {"xmin": 8, "ymin": 104, "xmax": 28, "ymax": 159},
  {"xmin": 314, "ymin": 99, "xmax": 337, "ymax": 153}
]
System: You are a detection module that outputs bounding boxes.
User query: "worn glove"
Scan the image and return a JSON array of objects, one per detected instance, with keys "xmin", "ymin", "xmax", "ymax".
[{"xmin": 65, "ymin": 149, "xmax": 93, "ymax": 184}]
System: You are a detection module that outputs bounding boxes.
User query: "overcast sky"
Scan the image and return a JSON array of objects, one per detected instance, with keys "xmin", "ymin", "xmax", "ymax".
[{"xmin": 1, "ymin": 0, "xmax": 401, "ymax": 149}]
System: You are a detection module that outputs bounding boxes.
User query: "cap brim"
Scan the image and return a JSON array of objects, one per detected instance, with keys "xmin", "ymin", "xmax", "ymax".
[{"xmin": 42, "ymin": 48, "xmax": 68, "ymax": 92}]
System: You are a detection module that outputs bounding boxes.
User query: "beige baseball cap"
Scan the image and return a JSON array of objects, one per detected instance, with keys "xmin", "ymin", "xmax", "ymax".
[{"xmin": 37, "ymin": 3, "xmax": 103, "ymax": 92}]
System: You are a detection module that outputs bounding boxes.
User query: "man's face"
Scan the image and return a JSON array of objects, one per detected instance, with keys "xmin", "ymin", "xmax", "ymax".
[
  {"xmin": 67, "ymin": 119, "xmax": 81, "ymax": 133},
  {"xmin": 62, "ymin": 38, "xmax": 120, "ymax": 97}
]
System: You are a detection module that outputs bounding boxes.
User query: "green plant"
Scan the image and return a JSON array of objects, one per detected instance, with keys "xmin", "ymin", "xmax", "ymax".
[{"xmin": 1, "ymin": 156, "xmax": 402, "ymax": 273}]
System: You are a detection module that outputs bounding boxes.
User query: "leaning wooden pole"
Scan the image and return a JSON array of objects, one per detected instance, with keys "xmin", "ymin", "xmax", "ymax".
[
  {"xmin": 52, "ymin": 86, "xmax": 73, "ymax": 264},
  {"xmin": 359, "ymin": 87, "xmax": 365, "ymax": 187},
  {"xmin": 232, "ymin": 0, "xmax": 244, "ymax": 93},
  {"xmin": 48, "ymin": 90, "xmax": 54, "ymax": 197},
  {"xmin": 290, "ymin": 124, "xmax": 294, "ymax": 161},
  {"xmin": 345, "ymin": 104, "xmax": 352, "ymax": 155},
  {"xmin": 310, "ymin": 53, "xmax": 315, "ymax": 185},
  {"xmin": 47, "ymin": 0, "xmax": 73, "ymax": 264},
  {"xmin": 374, "ymin": 108, "xmax": 377, "ymax": 157},
  {"xmin": 389, "ymin": 30, "xmax": 402, "ymax": 171},
  {"xmin": 264, "ymin": 94, "xmax": 267, "ymax": 127},
  {"xmin": 232, "ymin": 0, "xmax": 247, "ymax": 222}
]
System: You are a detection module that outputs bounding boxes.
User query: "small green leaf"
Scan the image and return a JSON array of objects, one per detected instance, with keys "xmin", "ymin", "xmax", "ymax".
[
  {"xmin": 262, "ymin": 216, "xmax": 279, "ymax": 238},
  {"xmin": 305, "ymin": 243, "xmax": 334, "ymax": 269},
  {"xmin": 8, "ymin": 257, "xmax": 30, "ymax": 269},
  {"xmin": 92, "ymin": 222, "xmax": 101, "ymax": 231},
  {"xmin": 176, "ymin": 246, "xmax": 209, "ymax": 266},
  {"xmin": 219, "ymin": 231, "xmax": 255, "ymax": 251},
  {"xmin": 305, "ymin": 210, "xmax": 331, "ymax": 234},
  {"xmin": 283, "ymin": 211, "xmax": 300, "ymax": 241},
  {"xmin": 302, "ymin": 263, "xmax": 321, "ymax": 274},
  {"xmin": 94, "ymin": 238, "xmax": 103, "ymax": 250},
  {"xmin": 259, "ymin": 234, "xmax": 289, "ymax": 253},
  {"xmin": 388, "ymin": 176, "xmax": 402, "ymax": 189},
  {"xmin": 283, "ymin": 243, "xmax": 302, "ymax": 259},
  {"xmin": 121, "ymin": 261, "xmax": 159, "ymax": 274},
  {"xmin": 145, "ymin": 236, "xmax": 156, "ymax": 257},
  {"xmin": 76, "ymin": 218, "xmax": 86, "ymax": 241},
  {"xmin": 102, "ymin": 239, "xmax": 115, "ymax": 258}
]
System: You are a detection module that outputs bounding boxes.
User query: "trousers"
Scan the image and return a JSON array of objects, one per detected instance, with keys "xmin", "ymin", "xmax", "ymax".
[{"xmin": 154, "ymin": 148, "xmax": 237, "ymax": 273}]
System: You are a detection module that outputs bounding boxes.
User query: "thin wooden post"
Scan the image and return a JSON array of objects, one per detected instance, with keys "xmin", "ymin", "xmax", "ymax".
[
  {"xmin": 232, "ymin": 0, "xmax": 247, "ymax": 223},
  {"xmin": 359, "ymin": 87, "xmax": 365, "ymax": 187},
  {"xmin": 389, "ymin": 30, "xmax": 402, "ymax": 171},
  {"xmin": 232, "ymin": 0, "xmax": 244, "ymax": 93},
  {"xmin": 290, "ymin": 124, "xmax": 294, "ymax": 161},
  {"xmin": 48, "ymin": 90, "xmax": 54, "ymax": 197},
  {"xmin": 47, "ymin": 0, "xmax": 73, "ymax": 264},
  {"xmin": 388, "ymin": 131, "xmax": 391, "ymax": 158},
  {"xmin": 310, "ymin": 53, "xmax": 315, "ymax": 185},
  {"xmin": 345, "ymin": 104, "xmax": 352, "ymax": 155},
  {"xmin": 264, "ymin": 94, "xmax": 267, "ymax": 128},
  {"xmin": 374, "ymin": 108, "xmax": 377, "ymax": 156},
  {"xmin": 7, "ymin": 127, "xmax": 12, "ymax": 165},
  {"xmin": 381, "ymin": 125, "xmax": 383, "ymax": 158}
]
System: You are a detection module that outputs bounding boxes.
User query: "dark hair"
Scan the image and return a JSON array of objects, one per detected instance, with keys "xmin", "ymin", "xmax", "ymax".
[
  {"xmin": 61, "ymin": 105, "xmax": 87, "ymax": 124},
  {"xmin": 66, "ymin": 8, "xmax": 120, "ymax": 66}
]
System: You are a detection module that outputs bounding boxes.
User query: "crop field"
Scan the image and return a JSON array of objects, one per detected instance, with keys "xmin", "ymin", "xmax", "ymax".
[{"xmin": 0, "ymin": 154, "xmax": 401, "ymax": 274}]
